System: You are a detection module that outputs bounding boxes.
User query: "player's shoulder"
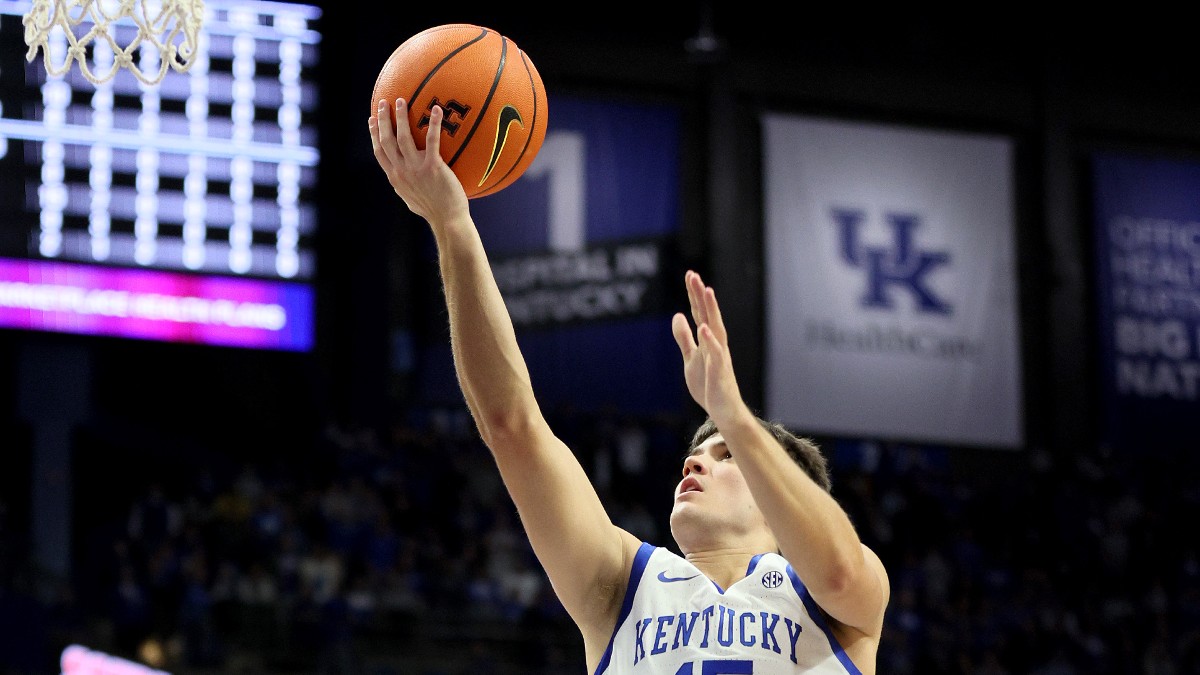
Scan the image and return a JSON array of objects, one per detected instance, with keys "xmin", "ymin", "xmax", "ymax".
[
  {"xmin": 752, "ymin": 550, "xmax": 794, "ymax": 575},
  {"xmin": 639, "ymin": 544, "xmax": 689, "ymax": 570}
]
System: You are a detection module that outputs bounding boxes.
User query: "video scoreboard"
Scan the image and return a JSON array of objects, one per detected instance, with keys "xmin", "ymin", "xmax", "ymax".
[{"xmin": 0, "ymin": 0, "xmax": 321, "ymax": 350}]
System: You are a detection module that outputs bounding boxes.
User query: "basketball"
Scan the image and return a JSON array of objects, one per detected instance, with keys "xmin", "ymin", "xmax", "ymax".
[{"xmin": 371, "ymin": 24, "xmax": 548, "ymax": 199}]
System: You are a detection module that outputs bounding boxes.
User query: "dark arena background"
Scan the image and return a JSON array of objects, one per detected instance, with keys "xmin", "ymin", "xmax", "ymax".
[{"xmin": 2, "ymin": 2, "xmax": 1199, "ymax": 673}]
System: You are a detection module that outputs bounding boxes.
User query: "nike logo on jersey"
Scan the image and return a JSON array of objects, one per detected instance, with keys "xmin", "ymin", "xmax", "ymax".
[{"xmin": 657, "ymin": 571, "xmax": 700, "ymax": 583}]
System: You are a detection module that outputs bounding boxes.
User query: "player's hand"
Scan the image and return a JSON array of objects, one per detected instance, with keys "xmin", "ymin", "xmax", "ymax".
[
  {"xmin": 671, "ymin": 270, "xmax": 745, "ymax": 428},
  {"xmin": 368, "ymin": 98, "xmax": 468, "ymax": 228}
]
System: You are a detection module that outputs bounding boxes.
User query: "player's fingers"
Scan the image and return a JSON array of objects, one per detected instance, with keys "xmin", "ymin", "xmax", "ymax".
[
  {"xmin": 369, "ymin": 114, "xmax": 411, "ymax": 198},
  {"xmin": 423, "ymin": 105, "xmax": 443, "ymax": 168},
  {"xmin": 703, "ymin": 286, "xmax": 728, "ymax": 346},
  {"xmin": 392, "ymin": 98, "xmax": 420, "ymax": 161},
  {"xmin": 671, "ymin": 313, "xmax": 697, "ymax": 360},
  {"xmin": 699, "ymin": 324, "xmax": 726, "ymax": 369},
  {"xmin": 367, "ymin": 115, "xmax": 385, "ymax": 162},
  {"xmin": 686, "ymin": 271, "xmax": 707, "ymax": 328},
  {"xmin": 700, "ymin": 326, "xmax": 729, "ymax": 399},
  {"xmin": 374, "ymin": 99, "xmax": 403, "ymax": 166}
]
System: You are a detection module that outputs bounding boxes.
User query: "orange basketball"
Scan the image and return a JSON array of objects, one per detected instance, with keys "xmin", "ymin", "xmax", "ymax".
[{"xmin": 371, "ymin": 24, "xmax": 548, "ymax": 199}]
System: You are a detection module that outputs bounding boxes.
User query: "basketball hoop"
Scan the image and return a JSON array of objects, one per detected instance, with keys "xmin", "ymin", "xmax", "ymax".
[{"xmin": 22, "ymin": 0, "xmax": 205, "ymax": 85}]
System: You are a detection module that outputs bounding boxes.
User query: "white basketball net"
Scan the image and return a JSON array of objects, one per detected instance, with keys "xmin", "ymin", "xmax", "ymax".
[{"xmin": 22, "ymin": 0, "xmax": 205, "ymax": 85}]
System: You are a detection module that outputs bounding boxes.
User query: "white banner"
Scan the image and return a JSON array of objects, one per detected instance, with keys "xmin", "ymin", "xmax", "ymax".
[{"xmin": 762, "ymin": 113, "xmax": 1022, "ymax": 448}]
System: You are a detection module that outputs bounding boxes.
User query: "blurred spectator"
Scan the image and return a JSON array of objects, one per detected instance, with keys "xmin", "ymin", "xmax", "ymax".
[
  {"xmin": 12, "ymin": 407, "xmax": 1194, "ymax": 673},
  {"xmin": 126, "ymin": 483, "xmax": 182, "ymax": 553},
  {"xmin": 298, "ymin": 542, "xmax": 344, "ymax": 608}
]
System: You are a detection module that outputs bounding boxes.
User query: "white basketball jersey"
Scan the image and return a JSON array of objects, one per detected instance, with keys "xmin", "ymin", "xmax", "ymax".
[{"xmin": 594, "ymin": 543, "xmax": 864, "ymax": 675}]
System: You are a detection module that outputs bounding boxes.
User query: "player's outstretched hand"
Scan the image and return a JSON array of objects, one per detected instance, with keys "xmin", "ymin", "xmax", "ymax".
[
  {"xmin": 671, "ymin": 270, "xmax": 745, "ymax": 428},
  {"xmin": 368, "ymin": 97, "xmax": 468, "ymax": 228}
]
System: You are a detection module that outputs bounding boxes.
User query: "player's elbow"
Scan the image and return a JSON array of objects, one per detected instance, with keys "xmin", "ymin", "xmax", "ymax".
[
  {"xmin": 475, "ymin": 406, "xmax": 541, "ymax": 449},
  {"xmin": 810, "ymin": 549, "xmax": 888, "ymax": 631},
  {"xmin": 819, "ymin": 551, "xmax": 869, "ymax": 598}
]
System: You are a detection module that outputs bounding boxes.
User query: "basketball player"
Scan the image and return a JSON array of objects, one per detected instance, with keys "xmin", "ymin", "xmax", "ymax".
[{"xmin": 368, "ymin": 98, "xmax": 890, "ymax": 674}]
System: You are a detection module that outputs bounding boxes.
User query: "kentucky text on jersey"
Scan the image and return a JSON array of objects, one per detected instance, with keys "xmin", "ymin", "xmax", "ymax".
[{"xmin": 632, "ymin": 605, "xmax": 805, "ymax": 665}]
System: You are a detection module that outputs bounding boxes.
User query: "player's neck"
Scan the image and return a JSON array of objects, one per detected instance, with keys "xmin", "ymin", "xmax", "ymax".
[{"xmin": 683, "ymin": 544, "xmax": 773, "ymax": 589}]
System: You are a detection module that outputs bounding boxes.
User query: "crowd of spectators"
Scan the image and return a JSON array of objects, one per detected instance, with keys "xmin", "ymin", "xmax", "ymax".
[{"xmin": 1, "ymin": 403, "xmax": 1198, "ymax": 674}]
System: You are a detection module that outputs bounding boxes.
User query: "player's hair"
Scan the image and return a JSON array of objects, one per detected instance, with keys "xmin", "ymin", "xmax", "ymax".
[{"xmin": 688, "ymin": 416, "xmax": 832, "ymax": 493}]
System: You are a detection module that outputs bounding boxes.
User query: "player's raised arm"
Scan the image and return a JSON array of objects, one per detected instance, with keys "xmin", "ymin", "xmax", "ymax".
[
  {"xmin": 368, "ymin": 99, "xmax": 640, "ymax": 646},
  {"xmin": 671, "ymin": 270, "xmax": 890, "ymax": 635}
]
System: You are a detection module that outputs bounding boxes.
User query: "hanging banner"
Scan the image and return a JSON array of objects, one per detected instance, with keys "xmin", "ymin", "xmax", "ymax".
[
  {"xmin": 1092, "ymin": 151, "xmax": 1200, "ymax": 451},
  {"xmin": 762, "ymin": 113, "xmax": 1022, "ymax": 448},
  {"xmin": 417, "ymin": 95, "xmax": 683, "ymax": 415}
]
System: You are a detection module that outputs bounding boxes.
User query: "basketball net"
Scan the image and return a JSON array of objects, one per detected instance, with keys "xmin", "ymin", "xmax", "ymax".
[{"xmin": 22, "ymin": 0, "xmax": 205, "ymax": 85}]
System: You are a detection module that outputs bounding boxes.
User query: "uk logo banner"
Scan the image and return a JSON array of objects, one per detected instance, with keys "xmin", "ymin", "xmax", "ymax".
[{"xmin": 761, "ymin": 114, "xmax": 1023, "ymax": 448}]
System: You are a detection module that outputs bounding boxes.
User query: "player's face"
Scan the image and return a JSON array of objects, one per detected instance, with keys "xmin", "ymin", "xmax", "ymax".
[{"xmin": 670, "ymin": 433, "xmax": 766, "ymax": 540}]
